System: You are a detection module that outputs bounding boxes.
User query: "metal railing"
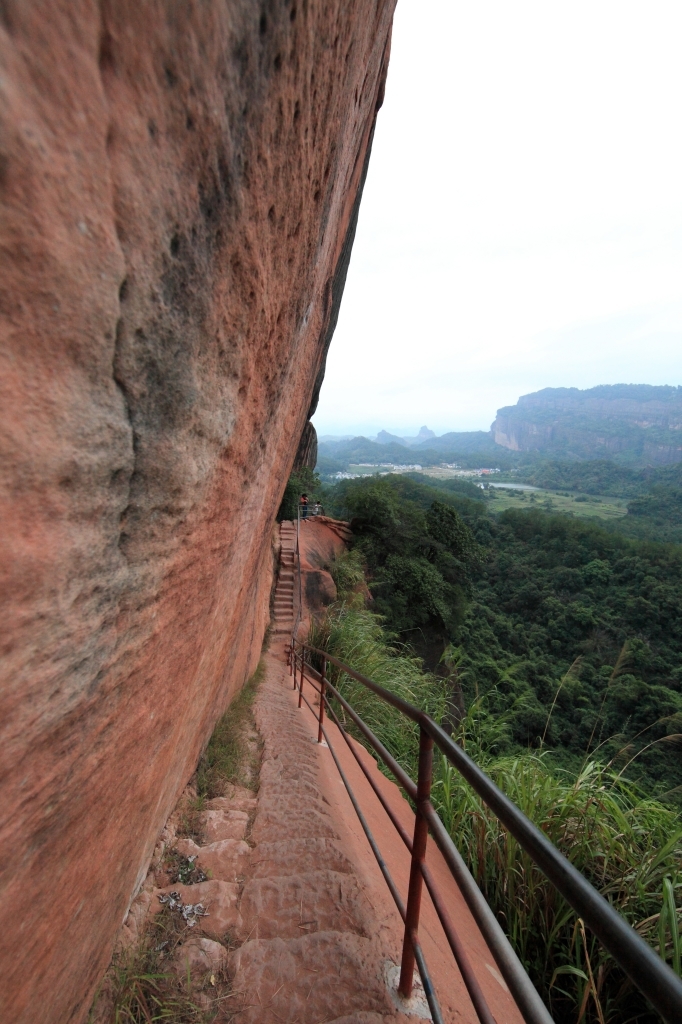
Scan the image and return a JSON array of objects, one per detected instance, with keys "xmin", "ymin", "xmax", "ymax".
[
  {"xmin": 286, "ymin": 637, "xmax": 682, "ymax": 1024},
  {"xmin": 298, "ymin": 502, "xmax": 325, "ymax": 519}
]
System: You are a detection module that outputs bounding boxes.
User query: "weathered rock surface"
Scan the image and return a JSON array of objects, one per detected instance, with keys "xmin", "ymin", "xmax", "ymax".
[
  {"xmin": 230, "ymin": 933, "xmax": 394, "ymax": 1024},
  {"xmin": 206, "ymin": 788, "xmax": 258, "ymax": 814},
  {"xmin": 0, "ymin": 2, "xmax": 395, "ymax": 1022},
  {"xmin": 295, "ymin": 515, "xmax": 352, "ymax": 633},
  {"xmin": 201, "ymin": 807, "xmax": 249, "ymax": 843},
  {"xmin": 293, "ymin": 419, "xmax": 319, "ymax": 469},
  {"xmin": 173, "ymin": 935, "xmax": 228, "ymax": 979},
  {"xmin": 492, "ymin": 384, "xmax": 682, "ymax": 464},
  {"xmin": 238, "ymin": 869, "xmax": 370, "ymax": 939},
  {"xmin": 177, "ymin": 836, "xmax": 252, "ymax": 881}
]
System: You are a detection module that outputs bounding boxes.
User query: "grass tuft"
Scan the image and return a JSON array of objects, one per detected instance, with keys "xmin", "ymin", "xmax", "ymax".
[
  {"xmin": 88, "ymin": 908, "xmax": 221, "ymax": 1023},
  {"xmin": 196, "ymin": 660, "xmax": 264, "ymax": 799},
  {"xmin": 176, "ymin": 797, "xmax": 206, "ymax": 844}
]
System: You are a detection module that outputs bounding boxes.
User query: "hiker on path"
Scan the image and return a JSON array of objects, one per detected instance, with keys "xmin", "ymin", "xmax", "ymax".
[{"xmin": 300, "ymin": 493, "xmax": 309, "ymax": 519}]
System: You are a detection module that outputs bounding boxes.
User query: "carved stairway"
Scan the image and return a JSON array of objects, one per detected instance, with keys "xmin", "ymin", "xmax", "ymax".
[{"xmin": 271, "ymin": 521, "xmax": 296, "ymax": 636}]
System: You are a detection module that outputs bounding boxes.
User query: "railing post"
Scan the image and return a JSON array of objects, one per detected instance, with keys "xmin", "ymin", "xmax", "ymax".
[
  {"xmin": 298, "ymin": 644, "xmax": 305, "ymax": 708},
  {"xmin": 291, "ymin": 640, "xmax": 296, "ymax": 687},
  {"xmin": 317, "ymin": 658, "xmax": 327, "ymax": 743},
  {"xmin": 398, "ymin": 726, "xmax": 433, "ymax": 999}
]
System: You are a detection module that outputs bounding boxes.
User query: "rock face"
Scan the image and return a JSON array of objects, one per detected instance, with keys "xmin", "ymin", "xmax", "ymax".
[
  {"xmin": 0, "ymin": 3, "xmax": 395, "ymax": 1023},
  {"xmin": 293, "ymin": 419, "xmax": 318, "ymax": 470},
  {"xmin": 295, "ymin": 516, "xmax": 353, "ymax": 634},
  {"xmin": 492, "ymin": 385, "xmax": 682, "ymax": 465}
]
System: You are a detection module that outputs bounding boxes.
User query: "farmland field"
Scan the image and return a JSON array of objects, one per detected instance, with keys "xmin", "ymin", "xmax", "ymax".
[{"xmin": 485, "ymin": 486, "xmax": 628, "ymax": 520}]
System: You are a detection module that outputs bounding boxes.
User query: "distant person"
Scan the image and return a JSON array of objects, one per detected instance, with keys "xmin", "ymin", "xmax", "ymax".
[
  {"xmin": 300, "ymin": 493, "xmax": 309, "ymax": 519},
  {"xmin": 314, "ymin": 501, "xmax": 323, "ymax": 516}
]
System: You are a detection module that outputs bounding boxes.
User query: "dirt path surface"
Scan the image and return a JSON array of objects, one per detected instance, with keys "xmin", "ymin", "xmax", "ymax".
[{"xmin": 229, "ymin": 647, "xmax": 526, "ymax": 1024}]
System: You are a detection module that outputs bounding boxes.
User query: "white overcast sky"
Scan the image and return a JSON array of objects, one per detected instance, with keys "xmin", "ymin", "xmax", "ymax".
[{"xmin": 312, "ymin": 0, "xmax": 682, "ymax": 438}]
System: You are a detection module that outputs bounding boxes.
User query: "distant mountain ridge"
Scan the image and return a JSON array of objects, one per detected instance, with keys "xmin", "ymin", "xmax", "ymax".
[
  {"xmin": 416, "ymin": 430, "xmax": 500, "ymax": 455},
  {"xmin": 492, "ymin": 384, "xmax": 682, "ymax": 466},
  {"xmin": 316, "ymin": 428, "xmax": 513, "ymax": 478},
  {"xmin": 376, "ymin": 425, "xmax": 436, "ymax": 446},
  {"xmin": 317, "ymin": 385, "xmax": 682, "ymax": 476}
]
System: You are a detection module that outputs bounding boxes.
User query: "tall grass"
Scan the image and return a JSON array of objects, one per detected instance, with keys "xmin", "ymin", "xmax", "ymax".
[
  {"xmin": 311, "ymin": 601, "xmax": 682, "ymax": 1024},
  {"xmin": 309, "ymin": 603, "xmax": 448, "ymax": 781},
  {"xmin": 434, "ymin": 746, "xmax": 681, "ymax": 1023}
]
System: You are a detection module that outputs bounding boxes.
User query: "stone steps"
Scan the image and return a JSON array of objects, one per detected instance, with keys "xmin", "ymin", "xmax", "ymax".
[
  {"xmin": 228, "ymin": 659, "xmax": 403, "ymax": 1024},
  {"xmin": 269, "ymin": 522, "xmax": 297, "ymax": 640},
  {"xmin": 227, "ymin": 530, "xmax": 407, "ymax": 1019}
]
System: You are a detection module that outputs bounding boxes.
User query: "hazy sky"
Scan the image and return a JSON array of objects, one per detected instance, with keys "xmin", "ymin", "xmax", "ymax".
[{"xmin": 312, "ymin": 0, "xmax": 682, "ymax": 438}]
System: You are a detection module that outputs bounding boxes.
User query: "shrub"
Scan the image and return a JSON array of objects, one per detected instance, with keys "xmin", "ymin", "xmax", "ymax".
[{"xmin": 329, "ymin": 549, "xmax": 366, "ymax": 598}]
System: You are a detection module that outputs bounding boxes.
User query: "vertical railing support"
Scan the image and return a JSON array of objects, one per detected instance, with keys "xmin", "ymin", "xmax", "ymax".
[
  {"xmin": 298, "ymin": 644, "xmax": 305, "ymax": 708},
  {"xmin": 318, "ymin": 658, "xmax": 327, "ymax": 743},
  {"xmin": 398, "ymin": 726, "xmax": 433, "ymax": 999},
  {"xmin": 291, "ymin": 640, "xmax": 296, "ymax": 688}
]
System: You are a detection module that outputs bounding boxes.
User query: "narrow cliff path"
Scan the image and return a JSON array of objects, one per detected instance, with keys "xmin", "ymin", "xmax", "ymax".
[
  {"xmin": 229, "ymin": 650, "xmax": 411, "ymax": 1024},
  {"xmin": 225, "ymin": 521, "xmax": 526, "ymax": 1024}
]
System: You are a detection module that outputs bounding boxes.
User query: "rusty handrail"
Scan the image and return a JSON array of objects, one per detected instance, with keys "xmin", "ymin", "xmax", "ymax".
[
  {"xmin": 289, "ymin": 647, "xmax": 445, "ymax": 1024},
  {"xmin": 290, "ymin": 644, "xmax": 538, "ymax": 1024},
  {"xmin": 289, "ymin": 638, "xmax": 682, "ymax": 1024}
]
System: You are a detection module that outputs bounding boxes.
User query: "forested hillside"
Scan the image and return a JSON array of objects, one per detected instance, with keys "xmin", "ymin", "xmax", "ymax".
[
  {"xmin": 324, "ymin": 474, "xmax": 682, "ymax": 798},
  {"xmin": 316, "ymin": 433, "xmax": 524, "ymax": 476}
]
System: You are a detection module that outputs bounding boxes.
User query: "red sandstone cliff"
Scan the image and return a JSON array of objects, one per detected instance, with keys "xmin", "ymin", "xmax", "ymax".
[{"xmin": 0, "ymin": 3, "xmax": 395, "ymax": 1021}]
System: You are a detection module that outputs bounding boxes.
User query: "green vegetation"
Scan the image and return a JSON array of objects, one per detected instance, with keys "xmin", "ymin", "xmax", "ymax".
[
  {"xmin": 328, "ymin": 548, "xmax": 366, "ymax": 595},
  {"xmin": 624, "ymin": 486, "xmax": 682, "ymax": 544},
  {"xmin": 485, "ymin": 486, "xmax": 628, "ymax": 520},
  {"xmin": 323, "ymin": 474, "xmax": 682, "ymax": 798},
  {"xmin": 436, "ymin": 739, "xmax": 682, "ymax": 1024},
  {"xmin": 88, "ymin": 906, "xmax": 223, "ymax": 1023},
  {"xmin": 277, "ymin": 467, "xmax": 322, "ymax": 521},
  {"xmin": 311, "ymin": 602, "xmax": 448, "ymax": 782},
  {"xmin": 404, "ymin": 472, "xmax": 487, "ymax": 501},
  {"xmin": 518, "ymin": 458, "xmax": 650, "ymax": 496},
  {"xmin": 196, "ymin": 660, "xmax": 264, "ymax": 798},
  {"xmin": 511, "ymin": 459, "xmax": 682, "ymax": 542},
  {"xmin": 329, "ymin": 477, "xmax": 481, "ymax": 641},
  {"xmin": 459, "ymin": 509, "xmax": 682, "ymax": 796},
  {"xmin": 313, "ymin": 444, "xmax": 682, "ymax": 1021},
  {"xmin": 313, "ymin": 594, "xmax": 682, "ymax": 1024}
]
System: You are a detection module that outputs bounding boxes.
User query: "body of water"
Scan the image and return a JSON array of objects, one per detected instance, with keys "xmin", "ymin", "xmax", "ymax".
[{"xmin": 487, "ymin": 482, "xmax": 540, "ymax": 492}]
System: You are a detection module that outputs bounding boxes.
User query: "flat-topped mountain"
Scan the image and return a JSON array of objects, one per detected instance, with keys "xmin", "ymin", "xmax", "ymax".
[{"xmin": 492, "ymin": 385, "xmax": 682, "ymax": 465}]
